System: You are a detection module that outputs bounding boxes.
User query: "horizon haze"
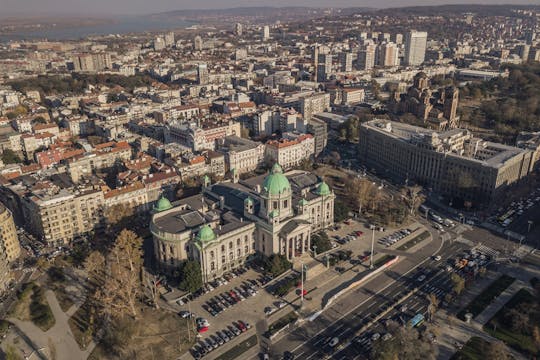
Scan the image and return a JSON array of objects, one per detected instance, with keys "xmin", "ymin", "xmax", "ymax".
[{"xmin": 1, "ymin": 0, "xmax": 539, "ymax": 16}]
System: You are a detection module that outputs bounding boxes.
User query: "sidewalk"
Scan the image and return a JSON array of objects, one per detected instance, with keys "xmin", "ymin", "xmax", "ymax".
[{"xmin": 8, "ymin": 290, "xmax": 95, "ymax": 360}]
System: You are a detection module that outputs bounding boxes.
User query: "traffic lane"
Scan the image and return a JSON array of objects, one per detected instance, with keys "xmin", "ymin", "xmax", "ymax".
[
  {"xmin": 289, "ymin": 241, "xmax": 458, "ymax": 356},
  {"xmin": 273, "ymin": 236, "xmax": 451, "ymax": 358},
  {"xmin": 334, "ymin": 268, "xmax": 457, "ymax": 360},
  {"xmin": 294, "ymin": 268, "xmax": 442, "ymax": 359},
  {"xmin": 324, "ymin": 247, "xmax": 464, "ymax": 359}
]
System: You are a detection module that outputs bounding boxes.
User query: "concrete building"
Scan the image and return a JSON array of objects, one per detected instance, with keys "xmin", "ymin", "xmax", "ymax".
[
  {"xmin": 67, "ymin": 141, "xmax": 132, "ymax": 183},
  {"xmin": 234, "ymin": 23, "xmax": 243, "ymax": 36},
  {"xmin": 357, "ymin": 44, "xmax": 376, "ymax": 70},
  {"xmin": 150, "ymin": 164, "xmax": 335, "ymax": 280},
  {"xmin": 317, "ymin": 53, "xmax": 332, "ymax": 82},
  {"xmin": 300, "ymin": 93, "xmax": 331, "ymax": 121},
  {"xmin": 219, "ymin": 136, "xmax": 265, "ymax": 174},
  {"xmin": 338, "ymin": 52, "xmax": 353, "ymax": 72},
  {"xmin": 263, "ymin": 25, "xmax": 270, "ymax": 41},
  {"xmin": 197, "ymin": 63, "xmax": 209, "ymax": 85},
  {"xmin": 265, "ymin": 134, "xmax": 315, "ymax": 170},
  {"xmin": 359, "ymin": 119, "xmax": 535, "ymax": 208},
  {"xmin": 404, "ymin": 30, "xmax": 428, "ymax": 66},
  {"xmin": 0, "ymin": 202, "xmax": 21, "ymax": 262},
  {"xmin": 378, "ymin": 42, "xmax": 398, "ymax": 67},
  {"xmin": 306, "ymin": 117, "xmax": 328, "ymax": 157},
  {"xmin": 194, "ymin": 36, "xmax": 203, "ymax": 51}
]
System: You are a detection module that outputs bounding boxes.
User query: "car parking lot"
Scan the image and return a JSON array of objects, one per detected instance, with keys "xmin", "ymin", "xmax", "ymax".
[
  {"xmin": 489, "ymin": 187, "xmax": 540, "ymax": 230},
  {"xmin": 190, "ymin": 319, "xmax": 252, "ymax": 359},
  {"xmin": 377, "ymin": 228, "xmax": 412, "ymax": 247}
]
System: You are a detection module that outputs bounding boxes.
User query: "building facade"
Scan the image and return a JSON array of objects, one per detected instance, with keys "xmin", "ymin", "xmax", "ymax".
[
  {"xmin": 150, "ymin": 164, "xmax": 334, "ymax": 281},
  {"xmin": 359, "ymin": 119, "xmax": 535, "ymax": 207},
  {"xmin": 0, "ymin": 202, "xmax": 21, "ymax": 262}
]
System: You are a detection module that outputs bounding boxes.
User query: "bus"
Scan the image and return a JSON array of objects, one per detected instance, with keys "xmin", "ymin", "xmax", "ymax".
[{"xmin": 408, "ymin": 313, "xmax": 425, "ymax": 328}]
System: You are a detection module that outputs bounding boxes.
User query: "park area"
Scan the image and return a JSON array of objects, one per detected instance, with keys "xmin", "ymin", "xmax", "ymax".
[
  {"xmin": 484, "ymin": 288, "xmax": 540, "ymax": 358},
  {"xmin": 457, "ymin": 274, "xmax": 515, "ymax": 320},
  {"xmin": 10, "ymin": 282, "xmax": 55, "ymax": 331}
]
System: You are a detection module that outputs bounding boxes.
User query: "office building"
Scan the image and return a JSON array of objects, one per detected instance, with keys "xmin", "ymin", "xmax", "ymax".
[
  {"xmin": 378, "ymin": 42, "xmax": 398, "ymax": 67},
  {"xmin": 194, "ymin": 36, "xmax": 203, "ymax": 51},
  {"xmin": 359, "ymin": 119, "xmax": 535, "ymax": 207},
  {"xmin": 404, "ymin": 30, "xmax": 428, "ymax": 66},
  {"xmin": 263, "ymin": 26, "xmax": 270, "ymax": 40}
]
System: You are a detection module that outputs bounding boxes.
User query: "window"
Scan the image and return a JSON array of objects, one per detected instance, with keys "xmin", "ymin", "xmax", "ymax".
[
  {"xmin": 210, "ymin": 251, "xmax": 215, "ymax": 259},
  {"xmin": 237, "ymin": 249, "xmax": 241, "ymax": 257},
  {"xmin": 273, "ymin": 201, "xmax": 278, "ymax": 209},
  {"xmin": 229, "ymin": 242, "xmax": 233, "ymax": 249},
  {"xmin": 221, "ymin": 245, "xmax": 225, "ymax": 252},
  {"xmin": 284, "ymin": 200, "xmax": 288, "ymax": 208},
  {"xmin": 245, "ymin": 245, "xmax": 249, "ymax": 254},
  {"xmin": 237, "ymin": 238, "xmax": 240, "ymax": 246},
  {"xmin": 211, "ymin": 262, "xmax": 215, "ymax": 271}
]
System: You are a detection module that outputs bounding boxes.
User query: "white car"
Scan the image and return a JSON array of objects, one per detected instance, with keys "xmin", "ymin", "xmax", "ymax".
[
  {"xmin": 371, "ymin": 333, "xmax": 381, "ymax": 342},
  {"xmin": 434, "ymin": 255, "xmax": 442, "ymax": 261},
  {"xmin": 328, "ymin": 337, "xmax": 339, "ymax": 347}
]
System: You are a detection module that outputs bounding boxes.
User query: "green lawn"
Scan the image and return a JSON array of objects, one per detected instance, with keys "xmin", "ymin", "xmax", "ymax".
[
  {"xmin": 484, "ymin": 289, "xmax": 540, "ymax": 358},
  {"xmin": 214, "ymin": 334, "xmax": 258, "ymax": 360},
  {"xmin": 265, "ymin": 312, "xmax": 298, "ymax": 338},
  {"xmin": 451, "ymin": 337, "xmax": 491, "ymax": 360},
  {"xmin": 458, "ymin": 274, "xmax": 515, "ymax": 320},
  {"xmin": 397, "ymin": 231, "xmax": 430, "ymax": 251}
]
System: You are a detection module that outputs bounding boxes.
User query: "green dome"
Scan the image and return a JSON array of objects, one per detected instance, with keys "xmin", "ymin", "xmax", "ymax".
[
  {"xmin": 269, "ymin": 209, "xmax": 280, "ymax": 218},
  {"xmin": 263, "ymin": 163, "xmax": 291, "ymax": 196},
  {"xmin": 196, "ymin": 225, "xmax": 216, "ymax": 243},
  {"xmin": 299, "ymin": 198, "xmax": 308, "ymax": 206},
  {"xmin": 316, "ymin": 181, "xmax": 331, "ymax": 196},
  {"xmin": 154, "ymin": 196, "xmax": 173, "ymax": 212},
  {"xmin": 244, "ymin": 196, "xmax": 254, "ymax": 204}
]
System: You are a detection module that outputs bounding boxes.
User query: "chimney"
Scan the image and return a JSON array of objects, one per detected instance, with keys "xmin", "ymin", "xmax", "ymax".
[
  {"xmin": 256, "ymin": 184, "xmax": 261, "ymax": 193},
  {"xmin": 219, "ymin": 196, "xmax": 225, "ymax": 209}
]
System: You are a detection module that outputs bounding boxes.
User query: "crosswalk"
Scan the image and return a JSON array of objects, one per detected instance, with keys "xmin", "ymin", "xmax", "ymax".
[{"xmin": 473, "ymin": 244, "xmax": 500, "ymax": 259}]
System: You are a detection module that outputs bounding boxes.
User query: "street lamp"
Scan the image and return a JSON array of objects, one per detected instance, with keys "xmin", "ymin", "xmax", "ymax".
[
  {"xmin": 369, "ymin": 228, "xmax": 375, "ymax": 269},
  {"xmin": 313, "ymin": 245, "xmax": 317, "ymax": 258}
]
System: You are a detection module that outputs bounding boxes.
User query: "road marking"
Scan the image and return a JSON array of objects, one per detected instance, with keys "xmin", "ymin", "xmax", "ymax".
[{"xmin": 288, "ymin": 232, "xmax": 447, "ymax": 356}]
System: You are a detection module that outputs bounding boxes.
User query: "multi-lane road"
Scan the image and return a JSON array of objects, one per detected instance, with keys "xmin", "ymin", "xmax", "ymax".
[{"xmin": 269, "ymin": 229, "xmax": 469, "ymax": 360}]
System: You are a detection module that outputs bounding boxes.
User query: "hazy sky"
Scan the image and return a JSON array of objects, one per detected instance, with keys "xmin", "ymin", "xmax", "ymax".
[{"xmin": 1, "ymin": 0, "xmax": 538, "ymax": 16}]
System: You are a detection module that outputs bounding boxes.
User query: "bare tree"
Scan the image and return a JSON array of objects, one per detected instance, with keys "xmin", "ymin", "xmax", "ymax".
[
  {"xmin": 84, "ymin": 251, "xmax": 105, "ymax": 281},
  {"xmin": 103, "ymin": 203, "xmax": 134, "ymax": 232},
  {"xmin": 94, "ymin": 230, "xmax": 143, "ymax": 320},
  {"xmin": 451, "ymin": 273, "xmax": 465, "ymax": 296},
  {"xmin": 401, "ymin": 185, "xmax": 425, "ymax": 216},
  {"xmin": 427, "ymin": 293, "xmax": 440, "ymax": 322},
  {"xmin": 347, "ymin": 178, "xmax": 376, "ymax": 215},
  {"xmin": 485, "ymin": 340, "xmax": 510, "ymax": 360},
  {"xmin": 144, "ymin": 272, "xmax": 162, "ymax": 310}
]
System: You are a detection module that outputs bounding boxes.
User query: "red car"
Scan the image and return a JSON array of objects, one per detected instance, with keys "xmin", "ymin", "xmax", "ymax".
[
  {"xmin": 236, "ymin": 321, "xmax": 247, "ymax": 332},
  {"xmin": 197, "ymin": 326, "xmax": 209, "ymax": 333},
  {"xmin": 355, "ymin": 231, "xmax": 364, "ymax": 236}
]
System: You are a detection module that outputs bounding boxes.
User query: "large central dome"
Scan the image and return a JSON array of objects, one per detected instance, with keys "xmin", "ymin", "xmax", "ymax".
[{"xmin": 262, "ymin": 163, "xmax": 291, "ymax": 196}]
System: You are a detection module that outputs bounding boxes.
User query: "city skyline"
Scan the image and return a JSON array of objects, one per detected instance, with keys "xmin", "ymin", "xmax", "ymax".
[{"xmin": 1, "ymin": 0, "xmax": 539, "ymax": 16}]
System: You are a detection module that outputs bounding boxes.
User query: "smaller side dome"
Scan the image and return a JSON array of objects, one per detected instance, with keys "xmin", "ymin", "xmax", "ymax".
[
  {"xmin": 244, "ymin": 196, "xmax": 254, "ymax": 204},
  {"xmin": 316, "ymin": 181, "xmax": 331, "ymax": 196},
  {"xmin": 269, "ymin": 209, "xmax": 280, "ymax": 218},
  {"xmin": 196, "ymin": 225, "xmax": 216, "ymax": 243},
  {"xmin": 298, "ymin": 198, "xmax": 308, "ymax": 206},
  {"xmin": 154, "ymin": 195, "xmax": 173, "ymax": 212}
]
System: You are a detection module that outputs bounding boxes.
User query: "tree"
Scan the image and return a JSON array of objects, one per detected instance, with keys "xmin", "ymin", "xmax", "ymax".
[
  {"xmin": 485, "ymin": 341, "xmax": 510, "ymax": 360},
  {"xmin": 372, "ymin": 326, "xmax": 436, "ymax": 360},
  {"xmin": 84, "ymin": 251, "xmax": 105, "ymax": 281},
  {"xmin": 347, "ymin": 178, "xmax": 376, "ymax": 215},
  {"xmin": 333, "ymin": 199, "xmax": 350, "ymax": 222},
  {"xmin": 94, "ymin": 230, "xmax": 143, "ymax": 320},
  {"xmin": 179, "ymin": 260, "xmax": 203, "ymax": 293},
  {"xmin": 401, "ymin": 185, "xmax": 425, "ymax": 216},
  {"xmin": 427, "ymin": 293, "xmax": 439, "ymax": 322},
  {"xmin": 145, "ymin": 273, "xmax": 161, "ymax": 310},
  {"xmin": 451, "ymin": 273, "xmax": 465, "ymax": 296},
  {"xmin": 115, "ymin": 229, "xmax": 143, "ymax": 272},
  {"xmin": 1, "ymin": 149, "xmax": 22, "ymax": 164},
  {"xmin": 311, "ymin": 232, "xmax": 332, "ymax": 254},
  {"xmin": 103, "ymin": 204, "xmax": 134, "ymax": 234}
]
